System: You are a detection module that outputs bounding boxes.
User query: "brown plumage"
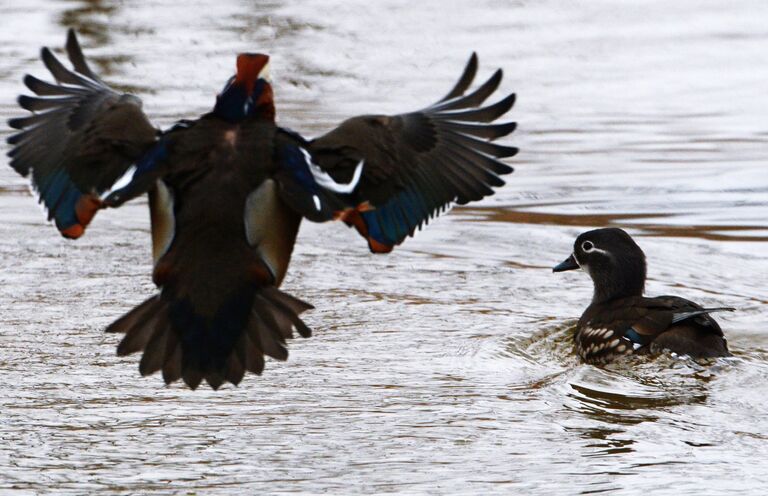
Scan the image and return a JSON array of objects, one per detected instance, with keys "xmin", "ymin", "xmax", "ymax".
[
  {"xmin": 553, "ymin": 228, "xmax": 733, "ymax": 364},
  {"xmin": 7, "ymin": 31, "xmax": 517, "ymax": 389}
]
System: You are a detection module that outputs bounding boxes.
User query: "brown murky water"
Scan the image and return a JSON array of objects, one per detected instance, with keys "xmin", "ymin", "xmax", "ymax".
[{"xmin": 1, "ymin": 1, "xmax": 767, "ymax": 494}]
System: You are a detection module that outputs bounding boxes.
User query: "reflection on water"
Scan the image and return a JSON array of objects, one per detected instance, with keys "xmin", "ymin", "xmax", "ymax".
[
  {"xmin": 1, "ymin": 0, "xmax": 767, "ymax": 494},
  {"xmin": 461, "ymin": 205, "xmax": 768, "ymax": 242}
]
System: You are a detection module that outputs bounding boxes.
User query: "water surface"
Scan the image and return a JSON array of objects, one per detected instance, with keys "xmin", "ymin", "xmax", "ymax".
[{"xmin": 1, "ymin": 1, "xmax": 767, "ymax": 494}]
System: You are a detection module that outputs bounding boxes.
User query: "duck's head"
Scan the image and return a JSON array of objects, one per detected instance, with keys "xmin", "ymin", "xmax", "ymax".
[
  {"xmin": 553, "ymin": 227, "xmax": 646, "ymax": 303},
  {"xmin": 214, "ymin": 53, "xmax": 274, "ymax": 122}
]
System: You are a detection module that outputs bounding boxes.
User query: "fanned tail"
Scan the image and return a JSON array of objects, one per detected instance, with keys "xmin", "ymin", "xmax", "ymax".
[{"xmin": 106, "ymin": 286, "xmax": 313, "ymax": 390}]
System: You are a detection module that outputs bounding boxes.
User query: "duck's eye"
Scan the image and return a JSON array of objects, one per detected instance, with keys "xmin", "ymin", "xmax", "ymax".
[{"xmin": 581, "ymin": 241, "xmax": 595, "ymax": 252}]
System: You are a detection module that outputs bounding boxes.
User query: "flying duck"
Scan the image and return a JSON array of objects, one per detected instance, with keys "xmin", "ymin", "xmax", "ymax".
[
  {"xmin": 553, "ymin": 228, "xmax": 733, "ymax": 364},
  {"xmin": 7, "ymin": 30, "xmax": 517, "ymax": 389}
]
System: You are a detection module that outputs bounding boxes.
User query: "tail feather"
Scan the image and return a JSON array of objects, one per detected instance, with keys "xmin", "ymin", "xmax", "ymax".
[
  {"xmin": 206, "ymin": 371, "xmax": 226, "ymax": 391},
  {"xmin": 139, "ymin": 326, "xmax": 168, "ymax": 376},
  {"xmin": 264, "ymin": 305, "xmax": 296, "ymax": 339},
  {"xmin": 238, "ymin": 332, "xmax": 266, "ymax": 375},
  {"xmin": 250, "ymin": 308, "xmax": 289, "ymax": 361},
  {"xmin": 106, "ymin": 286, "xmax": 314, "ymax": 390},
  {"xmin": 139, "ymin": 314, "xmax": 174, "ymax": 377},
  {"xmin": 224, "ymin": 352, "xmax": 246, "ymax": 386},
  {"xmin": 182, "ymin": 367, "xmax": 204, "ymax": 390},
  {"xmin": 106, "ymin": 295, "xmax": 164, "ymax": 355},
  {"xmin": 162, "ymin": 343, "xmax": 182, "ymax": 384},
  {"xmin": 262, "ymin": 287, "xmax": 313, "ymax": 338}
]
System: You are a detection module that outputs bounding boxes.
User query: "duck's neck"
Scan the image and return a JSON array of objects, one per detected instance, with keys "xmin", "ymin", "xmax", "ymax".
[
  {"xmin": 213, "ymin": 81, "xmax": 275, "ymax": 123},
  {"xmin": 591, "ymin": 265, "xmax": 646, "ymax": 304}
]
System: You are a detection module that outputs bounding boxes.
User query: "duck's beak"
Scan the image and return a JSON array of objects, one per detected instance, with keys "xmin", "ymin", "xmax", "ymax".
[{"xmin": 553, "ymin": 254, "xmax": 579, "ymax": 272}]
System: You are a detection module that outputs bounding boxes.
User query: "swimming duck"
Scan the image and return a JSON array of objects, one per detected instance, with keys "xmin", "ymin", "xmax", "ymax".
[
  {"xmin": 553, "ymin": 228, "xmax": 732, "ymax": 364},
  {"xmin": 7, "ymin": 30, "xmax": 517, "ymax": 389}
]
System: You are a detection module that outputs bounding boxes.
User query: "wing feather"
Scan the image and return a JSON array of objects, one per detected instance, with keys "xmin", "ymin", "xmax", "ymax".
[
  {"xmin": 591, "ymin": 296, "xmax": 731, "ymax": 351},
  {"xmin": 429, "ymin": 68, "xmax": 502, "ymax": 112},
  {"xmin": 437, "ymin": 52, "xmax": 478, "ymax": 102},
  {"xmin": 6, "ymin": 29, "xmax": 158, "ymax": 238},
  {"xmin": 275, "ymin": 53, "xmax": 517, "ymax": 252}
]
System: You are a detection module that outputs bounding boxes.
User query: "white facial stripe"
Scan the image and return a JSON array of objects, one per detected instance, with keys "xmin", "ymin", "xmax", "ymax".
[
  {"xmin": 571, "ymin": 251, "xmax": 582, "ymax": 266},
  {"xmin": 571, "ymin": 251, "xmax": 590, "ymax": 275},
  {"xmin": 300, "ymin": 147, "xmax": 364, "ymax": 194},
  {"xmin": 577, "ymin": 241, "xmax": 609, "ymax": 277},
  {"xmin": 582, "ymin": 241, "xmax": 609, "ymax": 256}
]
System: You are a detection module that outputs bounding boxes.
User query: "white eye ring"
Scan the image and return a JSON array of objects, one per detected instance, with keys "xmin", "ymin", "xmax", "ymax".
[{"xmin": 581, "ymin": 240, "xmax": 595, "ymax": 252}]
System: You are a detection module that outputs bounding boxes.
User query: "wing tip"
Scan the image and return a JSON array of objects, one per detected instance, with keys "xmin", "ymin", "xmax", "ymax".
[
  {"xmin": 438, "ymin": 52, "xmax": 480, "ymax": 103},
  {"xmin": 6, "ymin": 129, "xmax": 23, "ymax": 142},
  {"xmin": 16, "ymin": 95, "xmax": 34, "ymax": 111},
  {"xmin": 59, "ymin": 223, "xmax": 85, "ymax": 239},
  {"xmin": 368, "ymin": 238, "xmax": 395, "ymax": 254},
  {"xmin": 491, "ymin": 121, "xmax": 518, "ymax": 141},
  {"xmin": 22, "ymin": 74, "xmax": 37, "ymax": 92}
]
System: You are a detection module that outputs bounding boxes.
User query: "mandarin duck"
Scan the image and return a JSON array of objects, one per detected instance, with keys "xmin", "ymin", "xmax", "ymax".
[
  {"xmin": 553, "ymin": 228, "xmax": 733, "ymax": 364},
  {"xmin": 7, "ymin": 30, "xmax": 518, "ymax": 389}
]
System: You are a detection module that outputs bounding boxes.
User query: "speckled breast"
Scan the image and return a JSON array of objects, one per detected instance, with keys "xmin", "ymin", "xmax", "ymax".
[{"xmin": 575, "ymin": 325, "xmax": 635, "ymax": 364}]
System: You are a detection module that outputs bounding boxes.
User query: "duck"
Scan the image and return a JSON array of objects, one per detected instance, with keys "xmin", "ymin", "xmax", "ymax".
[
  {"xmin": 6, "ymin": 30, "xmax": 517, "ymax": 389},
  {"xmin": 553, "ymin": 227, "xmax": 733, "ymax": 364}
]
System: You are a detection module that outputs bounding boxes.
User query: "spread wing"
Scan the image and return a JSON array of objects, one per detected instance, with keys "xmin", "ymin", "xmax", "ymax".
[
  {"xmin": 6, "ymin": 29, "xmax": 158, "ymax": 238},
  {"xmin": 274, "ymin": 53, "xmax": 517, "ymax": 253}
]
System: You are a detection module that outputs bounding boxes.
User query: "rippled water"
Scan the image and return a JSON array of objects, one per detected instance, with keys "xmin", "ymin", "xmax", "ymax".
[{"xmin": 1, "ymin": 0, "xmax": 767, "ymax": 494}]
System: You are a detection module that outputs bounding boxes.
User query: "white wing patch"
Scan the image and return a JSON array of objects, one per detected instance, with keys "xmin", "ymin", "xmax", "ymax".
[
  {"xmin": 299, "ymin": 147, "xmax": 363, "ymax": 194},
  {"xmin": 101, "ymin": 165, "xmax": 137, "ymax": 199}
]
